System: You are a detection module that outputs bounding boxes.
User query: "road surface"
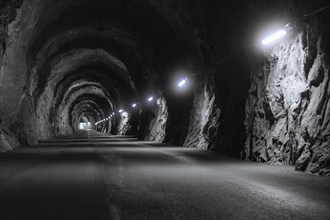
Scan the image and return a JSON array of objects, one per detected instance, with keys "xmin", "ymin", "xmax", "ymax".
[{"xmin": 1, "ymin": 130, "xmax": 330, "ymax": 220}]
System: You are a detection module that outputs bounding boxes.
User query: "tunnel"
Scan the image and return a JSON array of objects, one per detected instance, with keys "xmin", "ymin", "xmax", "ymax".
[{"xmin": 0, "ymin": 0, "xmax": 330, "ymax": 219}]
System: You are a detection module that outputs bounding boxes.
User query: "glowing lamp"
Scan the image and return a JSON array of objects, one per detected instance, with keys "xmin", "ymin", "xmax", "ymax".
[
  {"xmin": 118, "ymin": 109, "xmax": 123, "ymax": 113},
  {"xmin": 262, "ymin": 30, "xmax": 286, "ymax": 45},
  {"xmin": 178, "ymin": 79, "xmax": 187, "ymax": 87},
  {"xmin": 147, "ymin": 96, "xmax": 154, "ymax": 102},
  {"xmin": 132, "ymin": 103, "xmax": 137, "ymax": 108}
]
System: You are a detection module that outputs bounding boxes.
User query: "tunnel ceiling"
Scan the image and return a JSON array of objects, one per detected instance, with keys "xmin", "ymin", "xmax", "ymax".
[
  {"xmin": 0, "ymin": 0, "xmax": 329, "ymax": 175},
  {"xmin": 0, "ymin": 0, "xmax": 196, "ymax": 139}
]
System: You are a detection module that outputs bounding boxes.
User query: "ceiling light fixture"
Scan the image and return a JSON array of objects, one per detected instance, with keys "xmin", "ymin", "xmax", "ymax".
[
  {"xmin": 178, "ymin": 78, "xmax": 188, "ymax": 87},
  {"xmin": 262, "ymin": 29, "xmax": 287, "ymax": 45},
  {"xmin": 147, "ymin": 96, "xmax": 154, "ymax": 102}
]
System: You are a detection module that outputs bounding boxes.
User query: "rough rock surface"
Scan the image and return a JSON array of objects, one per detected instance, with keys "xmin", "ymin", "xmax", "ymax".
[
  {"xmin": 116, "ymin": 111, "xmax": 131, "ymax": 135},
  {"xmin": 244, "ymin": 18, "xmax": 330, "ymax": 175},
  {"xmin": 184, "ymin": 80, "xmax": 221, "ymax": 150},
  {"xmin": 0, "ymin": 0, "xmax": 329, "ymax": 176},
  {"xmin": 145, "ymin": 97, "xmax": 168, "ymax": 142}
]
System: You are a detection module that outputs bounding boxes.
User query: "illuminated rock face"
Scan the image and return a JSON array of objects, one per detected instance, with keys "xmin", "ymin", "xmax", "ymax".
[
  {"xmin": 244, "ymin": 19, "xmax": 330, "ymax": 175},
  {"xmin": 184, "ymin": 82, "xmax": 221, "ymax": 150},
  {"xmin": 0, "ymin": 0, "xmax": 329, "ymax": 175},
  {"xmin": 145, "ymin": 97, "xmax": 168, "ymax": 142},
  {"xmin": 117, "ymin": 112, "xmax": 131, "ymax": 135}
]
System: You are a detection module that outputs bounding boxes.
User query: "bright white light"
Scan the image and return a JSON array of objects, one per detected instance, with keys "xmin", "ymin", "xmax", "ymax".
[
  {"xmin": 132, "ymin": 103, "xmax": 137, "ymax": 108},
  {"xmin": 147, "ymin": 96, "xmax": 153, "ymax": 102},
  {"xmin": 118, "ymin": 109, "xmax": 123, "ymax": 113},
  {"xmin": 79, "ymin": 122, "xmax": 91, "ymax": 130},
  {"xmin": 178, "ymin": 79, "xmax": 187, "ymax": 87},
  {"xmin": 262, "ymin": 30, "xmax": 286, "ymax": 45}
]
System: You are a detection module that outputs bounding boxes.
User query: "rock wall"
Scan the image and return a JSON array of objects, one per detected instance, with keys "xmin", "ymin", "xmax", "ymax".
[
  {"xmin": 16, "ymin": 94, "xmax": 38, "ymax": 146},
  {"xmin": 145, "ymin": 97, "xmax": 168, "ymax": 142},
  {"xmin": 0, "ymin": 0, "xmax": 329, "ymax": 177},
  {"xmin": 184, "ymin": 79, "xmax": 221, "ymax": 150},
  {"xmin": 244, "ymin": 17, "xmax": 330, "ymax": 175},
  {"xmin": 0, "ymin": 0, "xmax": 23, "ymax": 62},
  {"xmin": 116, "ymin": 111, "xmax": 131, "ymax": 135},
  {"xmin": 0, "ymin": 0, "xmax": 41, "ymax": 151}
]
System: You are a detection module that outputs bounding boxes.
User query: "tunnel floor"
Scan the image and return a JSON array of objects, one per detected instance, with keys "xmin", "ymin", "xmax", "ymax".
[{"xmin": 0, "ymin": 131, "xmax": 329, "ymax": 220}]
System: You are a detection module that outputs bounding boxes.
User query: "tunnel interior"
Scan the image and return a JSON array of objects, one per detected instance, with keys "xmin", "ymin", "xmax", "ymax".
[{"xmin": 0, "ymin": 0, "xmax": 330, "ymax": 176}]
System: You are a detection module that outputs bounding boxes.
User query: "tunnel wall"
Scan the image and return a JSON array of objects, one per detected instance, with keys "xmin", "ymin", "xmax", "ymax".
[
  {"xmin": 0, "ymin": 0, "xmax": 38, "ymax": 150},
  {"xmin": 117, "ymin": 111, "xmax": 131, "ymax": 135},
  {"xmin": 244, "ymin": 17, "xmax": 330, "ymax": 175},
  {"xmin": 183, "ymin": 77, "xmax": 221, "ymax": 150},
  {"xmin": 0, "ymin": 0, "xmax": 329, "ymax": 176},
  {"xmin": 144, "ymin": 97, "xmax": 168, "ymax": 142}
]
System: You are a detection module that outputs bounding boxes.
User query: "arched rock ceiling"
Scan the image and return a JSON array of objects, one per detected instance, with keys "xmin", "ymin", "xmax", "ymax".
[
  {"xmin": 71, "ymin": 99, "xmax": 105, "ymax": 129},
  {"xmin": 56, "ymin": 91, "xmax": 112, "ymax": 136},
  {"xmin": 20, "ymin": 0, "xmax": 197, "ymax": 138}
]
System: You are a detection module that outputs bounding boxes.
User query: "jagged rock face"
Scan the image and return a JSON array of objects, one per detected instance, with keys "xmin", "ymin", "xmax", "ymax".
[
  {"xmin": 244, "ymin": 17, "xmax": 330, "ymax": 175},
  {"xmin": 145, "ymin": 97, "xmax": 168, "ymax": 142},
  {"xmin": 116, "ymin": 111, "xmax": 131, "ymax": 135},
  {"xmin": 0, "ymin": 0, "xmax": 329, "ymax": 176},
  {"xmin": 184, "ymin": 80, "xmax": 221, "ymax": 150}
]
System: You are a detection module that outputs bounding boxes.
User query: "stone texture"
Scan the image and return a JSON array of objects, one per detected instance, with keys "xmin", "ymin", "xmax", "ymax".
[
  {"xmin": 145, "ymin": 97, "xmax": 168, "ymax": 142},
  {"xmin": 244, "ymin": 18, "xmax": 330, "ymax": 175},
  {"xmin": 0, "ymin": 0, "xmax": 329, "ymax": 177},
  {"xmin": 116, "ymin": 111, "xmax": 131, "ymax": 135},
  {"xmin": 184, "ymin": 80, "xmax": 220, "ymax": 150}
]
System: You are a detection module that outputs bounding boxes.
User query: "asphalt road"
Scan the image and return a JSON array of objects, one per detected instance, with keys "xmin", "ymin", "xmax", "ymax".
[{"xmin": 1, "ymin": 130, "xmax": 330, "ymax": 220}]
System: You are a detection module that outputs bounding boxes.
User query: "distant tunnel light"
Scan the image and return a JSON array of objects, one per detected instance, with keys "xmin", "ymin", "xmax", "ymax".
[
  {"xmin": 79, "ymin": 123, "xmax": 85, "ymax": 129},
  {"xmin": 178, "ymin": 78, "xmax": 187, "ymax": 87},
  {"xmin": 262, "ymin": 30, "xmax": 286, "ymax": 45},
  {"xmin": 79, "ymin": 122, "xmax": 91, "ymax": 130},
  {"xmin": 147, "ymin": 96, "xmax": 154, "ymax": 102},
  {"xmin": 132, "ymin": 103, "xmax": 137, "ymax": 108},
  {"xmin": 118, "ymin": 109, "xmax": 123, "ymax": 113}
]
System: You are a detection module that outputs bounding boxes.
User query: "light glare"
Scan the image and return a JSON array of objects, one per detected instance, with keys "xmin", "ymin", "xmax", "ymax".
[
  {"xmin": 118, "ymin": 109, "xmax": 123, "ymax": 113},
  {"xmin": 148, "ymin": 96, "xmax": 153, "ymax": 102},
  {"xmin": 132, "ymin": 103, "xmax": 137, "ymax": 108},
  {"xmin": 178, "ymin": 79, "xmax": 187, "ymax": 87},
  {"xmin": 262, "ymin": 30, "xmax": 286, "ymax": 45}
]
